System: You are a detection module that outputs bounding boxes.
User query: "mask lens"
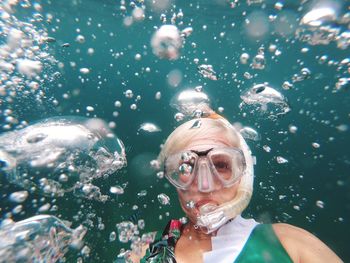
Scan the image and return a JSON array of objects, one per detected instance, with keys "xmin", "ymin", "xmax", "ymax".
[
  {"xmin": 210, "ymin": 154, "xmax": 233, "ymax": 180},
  {"xmin": 165, "ymin": 151, "xmax": 197, "ymax": 188},
  {"xmin": 178, "ymin": 163, "xmax": 193, "ymax": 183},
  {"xmin": 209, "ymin": 149, "xmax": 245, "ymax": 184}
]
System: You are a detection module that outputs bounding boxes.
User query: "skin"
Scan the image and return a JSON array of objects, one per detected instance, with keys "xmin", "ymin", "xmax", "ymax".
[{"xmin": 131, "ymin": 135, "xmax": 343, "ymax": 263}]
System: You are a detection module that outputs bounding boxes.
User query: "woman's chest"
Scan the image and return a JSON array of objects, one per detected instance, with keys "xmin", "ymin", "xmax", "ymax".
[{"xmin": 174, "ymin": 236, "xmax": 212, "ymax": 263}]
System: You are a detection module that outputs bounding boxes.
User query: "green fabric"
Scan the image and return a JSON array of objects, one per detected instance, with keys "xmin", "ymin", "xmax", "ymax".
[
  {"xmin": 140, "ymin": 219, "xmax": 182, "ymax": 263},
  {"xmin": 140, "ymin": 231, "xmax": 161, "ymax": 263},
  {"xmin": 141, "ymin": 223, "xmax": 293, "ymax": 263},
  {"xmin": 234, "ymin": 224, "xmax": 293, "ymax": 263}
]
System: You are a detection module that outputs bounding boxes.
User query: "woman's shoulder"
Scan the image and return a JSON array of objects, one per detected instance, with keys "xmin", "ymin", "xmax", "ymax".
[
  {"xmin": 272, "ymin": 223, "xmax": 343, "ymax": 263},
  {"xmin": 272, "ymin": 222, "xmax": 312, "ymax": 242}
]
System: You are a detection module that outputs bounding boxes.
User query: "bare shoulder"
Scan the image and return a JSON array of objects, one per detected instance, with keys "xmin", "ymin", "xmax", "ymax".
[{"xmin": 272, "ymin": 223, "xmax": 343, "ymax": 263}]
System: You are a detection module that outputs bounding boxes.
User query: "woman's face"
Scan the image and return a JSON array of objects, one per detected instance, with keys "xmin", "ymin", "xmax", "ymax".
[{"xmin": 175, "ymin": 135, "xmax": 241, "ymax": 224}]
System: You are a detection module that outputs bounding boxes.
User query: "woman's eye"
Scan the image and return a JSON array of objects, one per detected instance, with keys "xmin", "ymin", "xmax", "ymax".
[{"xmin": 214, "ymin": 161, "xmax": 230, "ymax": 170}]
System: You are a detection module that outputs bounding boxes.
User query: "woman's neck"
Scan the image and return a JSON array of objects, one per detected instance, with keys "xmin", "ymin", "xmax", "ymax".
[{"xmin": 182, "ymin": 221, "xmax": 216, "ymax": 241}]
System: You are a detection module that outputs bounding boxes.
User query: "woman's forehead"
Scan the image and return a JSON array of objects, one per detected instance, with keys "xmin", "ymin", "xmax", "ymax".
[{"xmin": 183, "ymin": 138, "xmax": 236, "ymax": 151}]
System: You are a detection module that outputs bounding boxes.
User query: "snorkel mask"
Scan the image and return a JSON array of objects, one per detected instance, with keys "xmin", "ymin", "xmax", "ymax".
[
  {"xmin": 195, "ymin": 118, "xmax": 254, "ymax": 233},
  {"xmin": 163, "ymin": 114, "xmax": 255, "ymax": 234}
]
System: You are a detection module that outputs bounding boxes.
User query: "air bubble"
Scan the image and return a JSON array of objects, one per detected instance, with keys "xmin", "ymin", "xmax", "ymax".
[
  {"xmin": 197, "ymin": 64, "xmax": 218, "ymax": 80},
  {"xmin": 240, "ymin": 127, "xmax": 261, "ymax": 141},
  {"xmin": 138, "ymin": 123, "xmax": 161, "ymax": 133},
  {"xmin": 110, "ymin": 186, "xmax": 124, "ymax": 195},
  {"xmin": 151, "ymin": 25, "xmax": 182, "ymax": 60},
  {"xmin": 76, "ymin": 35, "xmax": 85, "ymax": 43},
  {"xmin": 156, "ymin": 171, "xmax": 164, "ymax": 179},
  {"xmin": 79, "ymin": 68, "xmax": 90, "ymax": 74},
  {"xmin": 135, "ymin": 54, "xmax": 142, "ymax": 60},
  {"xmin": 276, "ymin": 156, "xmax": 288, "ymax": 164},
  {"xmin": 186, "ymin": 200, "xmax": 195, "ymax": 209},
  {"xmin": 155, "ymin": 91, "xmax": 161, "ymax": 100},
  {"xmin": 252, "ymin": 54, "xmax": 265, "ymax": 70},
  {"xmin": 289, "ymin": 125, "xmax": 298, "ymax": 133},
  {"xmin": 263, "ymin": 145, "xmax": 271, "ymax": 153},
  {"xmin": 316, "ymin": 200, "xmax": 325, "ymax": 208},
  {"xmin": 312, "ymin": 142, "xmax": 320, "ymax": 149},
  {"xmin": 124, "ymin": 90, "xmax": 134, "ymax": 98},
  {"xmin": 86, "ymin": 106, "xmax": 94, "ymax": 112},
  {"xmin": 137, "ymin": 190, "xmax": 147, "ymax": 197},
  {"xmin": 114, "ymin": 101, "xmax": 122, "ymax": 107},
  {"xmin": 109, "ymin": 231, "xmax": 117, "ymax": 242},
  {"xmin": 174, "ymin": 112, "xmax": 185, "ymax": 122},
  {"xmin": 9, "ymin": 191, "xmax": 29, "ymax": 203},
  {"xmin": 282, "ymin": 81, "xmax": 293, "ymax": 90},
  {"xmin": 170, "ymin": 89, "xmax": 211, "ymax": 117},
  {"xmin": 157, "ymin": 193, "xmax": 170, "ymax": 205},
  {"xmin": 240, "ymin": 83, "xmax": 290, "ymax": 118}
]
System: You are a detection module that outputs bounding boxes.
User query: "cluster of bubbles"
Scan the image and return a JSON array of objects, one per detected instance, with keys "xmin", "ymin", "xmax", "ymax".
[
  {"xmin": 0, "ymin": 116, "xmax": 126, "ymax": 201},
  {"xmin": 0, "ymin": 215, "xmax": 87, "ymax": 263},
  {"xmin": 115, "ymin": 219, "xmax": 156, "ymax": 261},
  {"xmin": 0, "ymin": 116, "xmax": 128, "ymax": 260},
  {"xmin": 0, "ymin": 0, "xmax": 57, "ymax": 107},
  {"xmin": 296, "ymin": 6, "xmax": 350, "ymax": 48},
  {"xmin": 197, "ymin": 64, "xmax": 218, "ymax": 80}
]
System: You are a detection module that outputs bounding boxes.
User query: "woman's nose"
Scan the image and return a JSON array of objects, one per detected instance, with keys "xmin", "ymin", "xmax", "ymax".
[{"xmin": 196, "ymin": 159, "xmax": 214, "ymax": 193}]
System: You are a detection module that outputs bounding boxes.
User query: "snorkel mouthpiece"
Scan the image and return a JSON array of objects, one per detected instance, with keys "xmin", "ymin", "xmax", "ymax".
[
  {"xmin": 196, "ymin": 204, "xmax": 227, "ymax": 234},
  {"xmin": 195, "ymin": 187, "xmax": 252, "ymax": 234}
]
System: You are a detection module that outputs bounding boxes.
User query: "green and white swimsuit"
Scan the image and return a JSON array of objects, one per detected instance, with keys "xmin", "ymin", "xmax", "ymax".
[
  {"xmin": 141, "ymin": 215, "xmax": 293, "ymax": 263},
  {"xmin": 202, "ymin": 215, "xmax": 292, "ymax": 263}
]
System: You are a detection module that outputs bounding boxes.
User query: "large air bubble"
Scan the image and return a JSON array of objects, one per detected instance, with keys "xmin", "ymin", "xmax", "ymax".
[
  {"xmin": 150, "ymin": 25, "xmax": 183, "ymax": 60},
  {"xmin": 170, "ymin": 89, "xmax": 212, "ymax": 118},
  {"xmin": 0, "ymin": 215, "xmax": 87, "ymax": 262},
  {"xmin": 0, "ymin": 116, "xmax": 126, "ymax": 201},
  {"xmin": 240, "ymin": 83, "xmax": 291, "ymax": 118}
]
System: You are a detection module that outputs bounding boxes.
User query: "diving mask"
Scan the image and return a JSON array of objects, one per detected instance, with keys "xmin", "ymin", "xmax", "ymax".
[{"xmin": 164, "ymin": 146, "xmax": 246, "ymax": 192}]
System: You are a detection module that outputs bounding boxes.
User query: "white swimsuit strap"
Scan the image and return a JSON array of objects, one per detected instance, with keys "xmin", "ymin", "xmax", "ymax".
[{"xmin": 203, "ymin": 215, "xmax": 259, "ymax": 263}]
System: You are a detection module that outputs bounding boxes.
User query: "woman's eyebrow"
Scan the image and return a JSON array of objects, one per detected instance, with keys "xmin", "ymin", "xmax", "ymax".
[{"xmin": 191, "ymin": 148, "xmax": 213, "ymax": 156}]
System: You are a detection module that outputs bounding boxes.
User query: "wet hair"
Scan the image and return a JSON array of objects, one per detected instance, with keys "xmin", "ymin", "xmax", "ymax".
[{"xmin": 158, "ymin": 118, "xmax": 241, "ymax": 164}]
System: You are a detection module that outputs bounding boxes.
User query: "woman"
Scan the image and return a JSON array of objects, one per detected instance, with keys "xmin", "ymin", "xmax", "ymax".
[{"xmin": 131, "ymin": 114, "xmax": 342, "ymax": 263}]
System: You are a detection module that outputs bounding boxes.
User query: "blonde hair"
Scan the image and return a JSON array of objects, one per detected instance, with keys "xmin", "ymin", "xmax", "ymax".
[{"xmin": 158, "ymin": 118, "xmax": 241, "ymax": 164}]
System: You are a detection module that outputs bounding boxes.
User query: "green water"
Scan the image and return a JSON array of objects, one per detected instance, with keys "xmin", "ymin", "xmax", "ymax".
[{"xmin": 0, "ymin": 0, "xmax": 349, "ymax": 262}]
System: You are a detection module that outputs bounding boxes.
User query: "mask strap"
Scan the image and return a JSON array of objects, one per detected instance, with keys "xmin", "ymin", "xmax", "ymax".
[{"xmin": 207, "ymin": 112, "xmax": 225, "ymax": 120}]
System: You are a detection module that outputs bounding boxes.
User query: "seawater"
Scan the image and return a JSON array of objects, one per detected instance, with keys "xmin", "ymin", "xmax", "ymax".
[{"xmin": 0, "ymin": 0, "xmax": 349, "ymax": 262}]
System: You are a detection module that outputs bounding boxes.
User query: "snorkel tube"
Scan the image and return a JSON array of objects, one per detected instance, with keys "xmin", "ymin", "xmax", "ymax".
[{"xmin": 195, "ymin": 116, "xmax": 255, "ymax": 234}]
